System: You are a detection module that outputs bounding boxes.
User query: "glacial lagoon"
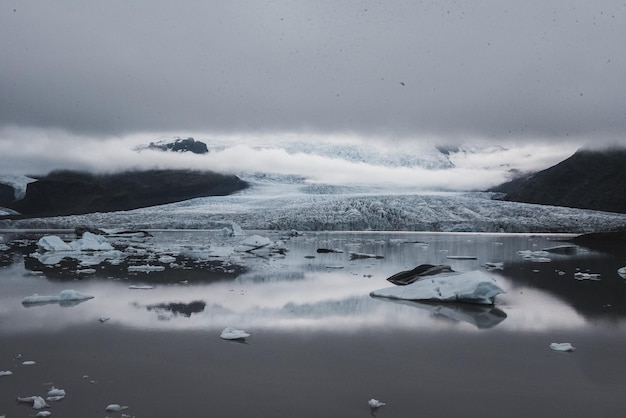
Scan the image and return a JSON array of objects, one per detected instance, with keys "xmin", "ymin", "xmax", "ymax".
[{"xmin": 1, "ymin": 230, "xmax": 625, "ymax": 417}]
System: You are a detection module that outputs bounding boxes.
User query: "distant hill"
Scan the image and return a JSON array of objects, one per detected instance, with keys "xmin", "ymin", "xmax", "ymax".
[
  {"xmin": 4, "ymin": 169, "xmax": 247, "ymax": 218},
  {"xmin": 490, "ymin": 147, "xmax": 626, "ymax": 214}
]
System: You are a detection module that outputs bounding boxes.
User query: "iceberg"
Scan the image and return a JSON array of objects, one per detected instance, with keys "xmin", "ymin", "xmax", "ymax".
[
  {"xmin": 370, "ymin": 270, "xmax": 505, "ymax": 305},
  {"xmin": 618, "ymin": 267, "xmax": 626, "ymax": 279},
  {"xmin": 36, "ymin": 412, "xmax": 52, "ymax": 417},
  {"xmin": 22, "ymin": 290, "xmax": 94, "ymax": 307},
  {"xmin": 220, "ymin": 327, "xmax": 250, "ymax": 340},
  {"xmin": 37, "ymin": 235, "xmax": 73, "ymax": 251},
  {"xmin": 0, "ymin": 370, "xmax": 12, "ymax": 376}
]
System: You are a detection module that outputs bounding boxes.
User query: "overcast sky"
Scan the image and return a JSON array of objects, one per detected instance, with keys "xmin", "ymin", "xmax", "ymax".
[{"xmin": 1, "ymin": 1, "xmax": 624, "ymax": 185}]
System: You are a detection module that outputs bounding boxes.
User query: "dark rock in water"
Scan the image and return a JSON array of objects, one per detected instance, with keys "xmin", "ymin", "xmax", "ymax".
[
  {"xmin": 387, "ymin": 264, "xmax": 454, "ymax": 286},
  {"xmin": 317, "ymin": 248, "xmax": 343, "ymax": 254},
  {"xmin": 147, "ymin": 137, "xmax": 209, "ymax": 154},
  {"xmin": 7, "ymin": 169, "xmax": 248, "ymax": 217},
  {"xmin": 489, "ymin": 147, "xmax": 626, "ymax": 214}
]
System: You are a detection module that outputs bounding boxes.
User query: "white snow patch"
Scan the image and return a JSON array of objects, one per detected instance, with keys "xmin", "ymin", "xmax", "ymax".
[{"xmin": 371, "ymin": 270, "xmax": 505, "ymax": 305}]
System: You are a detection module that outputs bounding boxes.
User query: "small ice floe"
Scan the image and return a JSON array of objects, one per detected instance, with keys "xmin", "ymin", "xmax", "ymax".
[
  {"xmin": 47, "ymin": 387, "xmax": 66, "ymax": 401},
  {"xmin": 158, "ymin": 255, "xmax": 177, "ymax": 264},
  {"xmin": 368, "ymin": 399, "xmax": 386, "ymax": 408},
  {"xmin": 36, "ymin": 411, "xmax": 52, "ymax": 417},
  {"xmin": 371, "ymin": 270, "xmax": 505, "ymax": 305},
  {"xmin": 446, "ymin": 255, "xmax": 477, "ymax": 260},
  {"xmin": 0, "ymin": 370, "xmax": 13, "ymax": 376},
  {"xmin": 105, "ymin": 404, "xmax": 129, "ymax": 412},
  {"xmin": 128, "ymin": 264, "xmax": 165, "ymax": 272},
  {"xmin": 484, "ymin": 262, "xmax": 504, "ymax": 270},
  {"xmin": 76, "ymin": 268, "xmax": 96, "ymax": 275},
  {"xmin": 128, "ymin": 285, "xmax": 154, "ymax": 290},
  {"xmin": 518, "ymin": 250, "xmax": 551, "ymax": 263},
  {"xmin": 235, "ymin": 235, "xmax": 272, "ymax": 252},
  {"xmin": 17, "ymin": 395, "xmax": 49, "ymax": 409},
  {"xmin": 617, "ymin": 267, "xmax": 626, "ymax": 279},
  {"xmin": 22, "ymin": 290, "xmax": 94, "ymax": 306},
  {"xmin": 22, "ymin": 360, "xmax": 36, "ymax": 365},
  {"xmin": 220, "ymin": 327, "xmax": 250, "ymax": 340},
  {"xmin": 574, "ymin": 272, "xmax": 601, "ymax": 281},
  {"xmin": 550, "ymin": 342, "xmax": 575, "ymax": 352}
]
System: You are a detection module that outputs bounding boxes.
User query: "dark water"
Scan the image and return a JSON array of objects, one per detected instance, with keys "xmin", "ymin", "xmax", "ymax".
[{"xmin": 1, "ymin": 230, "xmax": 625, "ymax": 417}]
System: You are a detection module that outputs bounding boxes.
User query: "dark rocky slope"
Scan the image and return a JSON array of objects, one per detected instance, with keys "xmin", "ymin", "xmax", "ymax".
[
  {"xmin": 6, "ymin": 169, "xmax": 247, "ymax": 217},
  {"xmin": 490, "ymin": 147, "xmax": 626, "ymax": 214}
]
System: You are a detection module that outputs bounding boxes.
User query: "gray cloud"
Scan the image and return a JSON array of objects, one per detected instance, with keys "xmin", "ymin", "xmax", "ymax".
[{"xmin": 1, "ymin": 0, "xmax": 625, "ymax": 142}]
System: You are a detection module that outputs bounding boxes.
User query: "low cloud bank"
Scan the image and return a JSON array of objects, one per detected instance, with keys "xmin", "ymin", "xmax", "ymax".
[{"xmin": 0, "ymin": 128, "xmax": 580, "ymax": 191}]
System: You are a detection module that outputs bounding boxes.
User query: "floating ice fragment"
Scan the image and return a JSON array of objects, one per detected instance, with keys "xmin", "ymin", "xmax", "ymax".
[
  {"xmin": 368, "ymin": 399, "xmax": 386, "ymax": 408},
  {"xmin": 17, "ymin": 395, "xmax": 49, "ymax": 409},
  {"xmin": 371, "ymin": 270, "xmax": 505, "ymax": 305},
  {"xmin": 22, "ymin": 290, "xmax": 94, "ymax": 306},
  {"xmin": 0, "ymin": 370, "xmax": 12, "ymax": 376},
  {"xmin": 550, "ymin": 342, "xmax": 575, "ymax": 352},
  {"xmin": 37, "ymin": 236, "xmax": 73, "ymax": 251},
  {"xmin": 484, "ymin": 262, "xmax": 504, "ymax": 270},
  {"xmin": 36, "ymin": 411, "xmax": 52, "ymax": 417},
  {"xmin": 22, "ymin": 360, "xmax": 36, "ymax": 365},
  {"xmin": 128, "ymin": 264, "xmax": 165, "ymax": 272},
  {"xmin": 47, "ymin": 387, "xmax": 66, "ymax": 397},
  {"xmin": 236, "ymin": 235, "xmax": 271, "ymax": 251},
  {"xmin": 158, "ymin": 255, "xmax": 177, "ymax": 263},
  {"xmin": 128, "ymin": 285, "xmax": 154, "ymax": 290},
  {"xmin": 446, "ymin": 255, "xmax": 477, "ymax": 260},
  {"xmin": 574, "ymin": 272, "xmax": 601, "ymax": 281},
  {"xmin": 618, "ymin": 267, "xmax": 626, "ymax": 279},
  {"xmin": 220, "ymin": 327, "xmax": 250, "ymax": 340},
  {"xmin": 105, "ymin": 404, "xmax": 129, "ymax": 412}
]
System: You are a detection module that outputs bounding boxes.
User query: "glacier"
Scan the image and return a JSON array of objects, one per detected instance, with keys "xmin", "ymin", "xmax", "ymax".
[{"xmin": 2, "ymin": 178, "xmax": 626, "ymax": 233}]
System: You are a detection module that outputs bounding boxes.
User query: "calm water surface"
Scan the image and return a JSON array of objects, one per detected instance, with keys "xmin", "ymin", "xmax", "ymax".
[
  {"xmin": 1, "ymin": 230, "xmax": 625, "ymax": 334},
  {"xmin": 1, "ymin": 230, "xmax": 626, "ymax": 417}
]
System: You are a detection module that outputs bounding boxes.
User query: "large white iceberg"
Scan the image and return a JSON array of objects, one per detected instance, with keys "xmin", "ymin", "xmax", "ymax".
[
  {"xmin": 22, "ymin": 289, "xmax": 94, "ymax": 306},
  {"xmin": 370, "ymin": 270, "xmax": 505, "ymax": 305}
]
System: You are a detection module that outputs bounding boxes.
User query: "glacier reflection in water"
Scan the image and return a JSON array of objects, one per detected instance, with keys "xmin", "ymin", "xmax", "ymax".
[{"xmin": 1, "ymin": 230, "xmax": 624, "ymax": 335}]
